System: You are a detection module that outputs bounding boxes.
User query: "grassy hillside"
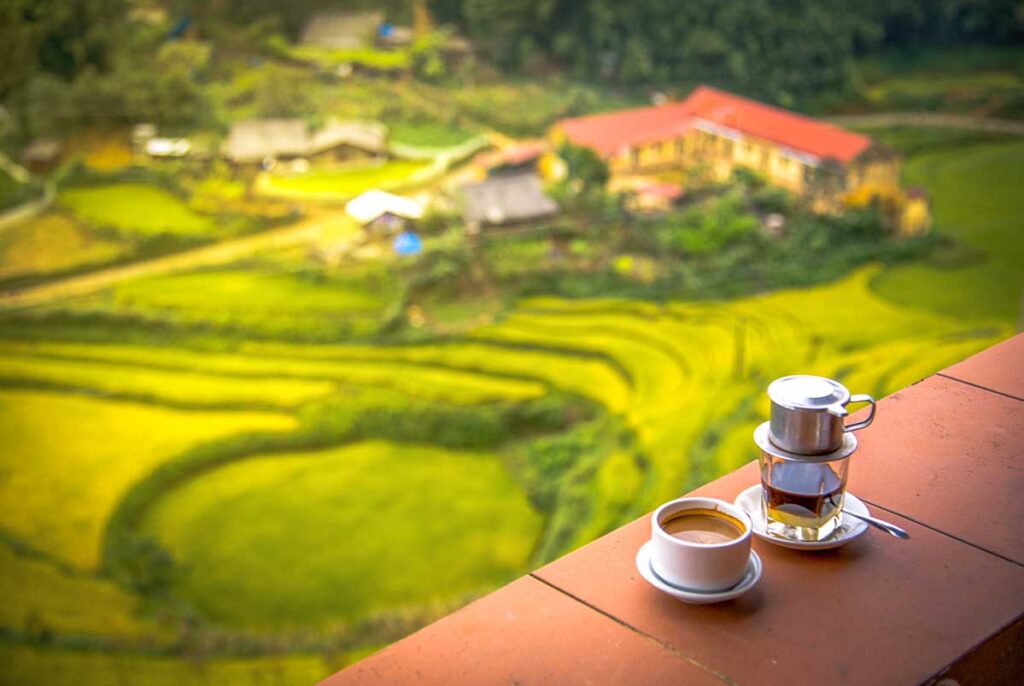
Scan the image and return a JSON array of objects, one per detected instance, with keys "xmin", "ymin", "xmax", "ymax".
[
  {"xmin": 871, "ymin": 136, "xmax": 1024, "ymax": 320},
  {"xmin": 144, "ymin": 441, "xmax": 541, "ymax": 629}
]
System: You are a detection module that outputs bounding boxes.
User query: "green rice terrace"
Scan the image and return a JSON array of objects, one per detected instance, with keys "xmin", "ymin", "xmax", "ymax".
[
  {"xmin": 1, "ymin": 3, "xmax": 1023, "ymax": 683},
  {"xmin": 2, "ymin": 138, "xmax": 1021, "ymax": 685}
]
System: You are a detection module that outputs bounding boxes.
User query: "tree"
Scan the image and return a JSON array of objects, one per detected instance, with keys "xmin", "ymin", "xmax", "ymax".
[
  {"xmin": 410, "ymin": 30, "xmax": 449, "ymax": 81},
  {"xmin": 559, "ymin": 142, "xmax": 609, "ymax": 193},
  {"xmin": 251, "ymin": 64, "xmax": 316, "ymax": 119},
  {"xmin": 0, "ymin": 0, "xmax": 128, "ymax": 100}
]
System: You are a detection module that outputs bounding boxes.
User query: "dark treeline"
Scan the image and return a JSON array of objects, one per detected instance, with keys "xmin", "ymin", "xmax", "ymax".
[
  {"xmin": 2, "ymin": 0, "xmax": 1022, "ymax": 120},
  {"xmin": 439, "ymin": 0, "xmax": 1023, "ymax": 102}
]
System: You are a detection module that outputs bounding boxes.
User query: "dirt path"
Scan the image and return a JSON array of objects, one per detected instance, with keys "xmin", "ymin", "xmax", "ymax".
[
  {"xmin": 0, "ymin": 213, "xmax": 358, "ymax": 310},
  {"xmin": 827, "ymin": 112, "xmax": 1024, "ymax": 135}
]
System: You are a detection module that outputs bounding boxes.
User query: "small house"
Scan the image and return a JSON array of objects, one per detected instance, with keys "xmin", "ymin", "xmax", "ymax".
[
  {"xmin": 309, "ymin": 122, "xmax": 388, "ymax": 164},
  {"xmin": 224, "ymin": 120, "xmax": 389, "ymax": 171},
  {"xmin": 224, "ymin": 119, "xmax": 309, "ymax": 168},
  {"xmin": 346, "ymin": 189, "xmax": 424, "ymax": 235},
  {"xmin": 462, "ymin": 172, "xmax": 558, "ymax": 231}
]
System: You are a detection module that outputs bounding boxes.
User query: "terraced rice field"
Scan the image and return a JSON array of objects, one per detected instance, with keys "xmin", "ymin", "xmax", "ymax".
[
  {"xmin": 143, "ymin": 441, "xmax": 542, "ymax": 628},
  {"xmin": 0, "ymin": 264, "xmax": 1009, "ymax": 682},
  {"xmin": 0, "ymin": 126, "xmax": 1019, "ymax": 685},
  {"xmin": 0, "ymin": 213, "xmax": 128, "ymax": 282},
  {"xmin": 53, "ymin": 266, "xmax": 394, "ymax": 339},
  {"xmin": 0, "ymin": 645, "xmax": 339, "ymax": 686},
  {"xmin": 257, "ymin": 161, "xmax": 429, "ymax": 201},
  {"xmin": 0, "ymin": 544, "xmax": 159, "ymax": 639},
  {"xmin": 58, "ymin": 184, "xmax": 216, "ymax": 238},
  {"xmin": 0, "ymin": 389, "xmax": 296, "ymax": 569},
  {"xmin": 267, "ymin": 266, "xmax": 1006, "ymax": 523}
]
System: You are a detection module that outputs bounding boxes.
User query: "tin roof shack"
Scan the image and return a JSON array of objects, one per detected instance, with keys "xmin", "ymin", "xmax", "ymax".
[
  {"xmin": 346, "ymin": 189, "xmax": 424, "ymax": 236},
  {"xmin": 309, "ymin": 122, "xmax": 388, "ymax": 164},
  {"xmin": 300, "ymin": 11, "xmax": 384, "ymax": 50},
  {"xmin": 462, "ymin": 173, "xmax": 558, "ymax": 232}
]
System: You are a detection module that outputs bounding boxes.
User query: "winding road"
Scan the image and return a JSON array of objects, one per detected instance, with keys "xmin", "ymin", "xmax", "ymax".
[{"xmin": 0, "ymin": 212, "xmax": 359, "ymax": 309}]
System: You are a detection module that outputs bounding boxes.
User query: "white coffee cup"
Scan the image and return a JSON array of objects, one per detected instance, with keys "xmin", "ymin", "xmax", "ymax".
[{"xmin": 649, "ymin": 497, "xmax": 753, "ymax": 592}]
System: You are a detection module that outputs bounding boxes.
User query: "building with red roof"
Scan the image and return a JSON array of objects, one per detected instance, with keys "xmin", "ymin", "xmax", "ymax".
[{"xmin": 550, "ymin": 85, "xmax": 924, "ymax": 224}]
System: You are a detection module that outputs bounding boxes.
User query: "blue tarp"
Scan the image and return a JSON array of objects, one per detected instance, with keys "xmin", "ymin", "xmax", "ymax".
[{"xmin": 393, "ymin": 231, "xmax": 423, "ymax": 256}]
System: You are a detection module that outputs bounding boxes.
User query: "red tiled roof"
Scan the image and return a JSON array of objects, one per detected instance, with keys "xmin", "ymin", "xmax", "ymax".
[
  {"xmin": 556, "ymin": 85, "xmax": 872, "ymax": 163},
  {"xmin": 556, "ymin": 102, "xmax": 692, "ymax": 158}
]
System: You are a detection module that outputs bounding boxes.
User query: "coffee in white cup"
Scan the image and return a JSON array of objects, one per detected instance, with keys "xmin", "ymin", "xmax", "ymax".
[{"xmin": 649, "ymin": 497, "xmax": 753, "ymax": 592}]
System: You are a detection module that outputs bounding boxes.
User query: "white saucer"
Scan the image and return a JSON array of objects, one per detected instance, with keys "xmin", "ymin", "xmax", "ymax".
[
  {"xmin": 733, "ymin": 484, "xmax": 870, "ymax": 550},
  {"xmin": 635, "ymin": 542, "xmax": 762, "ymax": 604}
]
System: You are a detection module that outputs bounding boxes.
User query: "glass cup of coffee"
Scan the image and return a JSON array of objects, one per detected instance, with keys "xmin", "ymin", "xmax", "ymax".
[
  {"xmin": 650, "ymin": 497, "xmax": 753, "ymax": 592},
  {"xmin": 754, "ymin": 422, "xmax": 857, "ymax": 542}
]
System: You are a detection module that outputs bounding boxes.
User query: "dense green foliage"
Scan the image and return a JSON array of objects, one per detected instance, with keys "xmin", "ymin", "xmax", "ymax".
[
  {"xmin": 443, "ymin": 0, "xmax": 1024, "ymax": 101},
  {"xmin": 0, "ymin": 168, "xmax": 42, "ymax": 210},
  {"xmin": 458, "ymin": 181, "xmax": 936, "ymax": 303}
]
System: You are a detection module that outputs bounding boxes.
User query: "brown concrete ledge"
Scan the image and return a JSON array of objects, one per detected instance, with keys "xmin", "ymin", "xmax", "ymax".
[{"xmin": 323, "ymin": 333, "xmax": 1024, "ymax": 686}]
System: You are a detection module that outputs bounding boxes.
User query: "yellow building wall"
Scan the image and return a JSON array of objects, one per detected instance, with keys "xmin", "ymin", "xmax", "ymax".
[
  {"xmin": 846, "ymin": 159, "xmax": 901, "ymax": 198},
  {"xmin": 680, "ymin": 131, "xmax": 809, "ymax": 192}
]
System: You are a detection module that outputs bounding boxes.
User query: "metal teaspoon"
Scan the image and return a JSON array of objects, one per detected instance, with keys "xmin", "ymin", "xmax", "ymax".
[{"xmin": 842, "ymin": 509, "xmax": 911, "ymax": 539}]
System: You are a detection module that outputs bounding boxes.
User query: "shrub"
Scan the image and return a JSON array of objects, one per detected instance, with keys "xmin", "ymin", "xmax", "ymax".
[
  {"xmin": 107, "ymin": 536, "xmax": 176, "ymax": 595},
  {"xmin": 750, "ymin": 186, "xmax": 791, "ymax": 214}
]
